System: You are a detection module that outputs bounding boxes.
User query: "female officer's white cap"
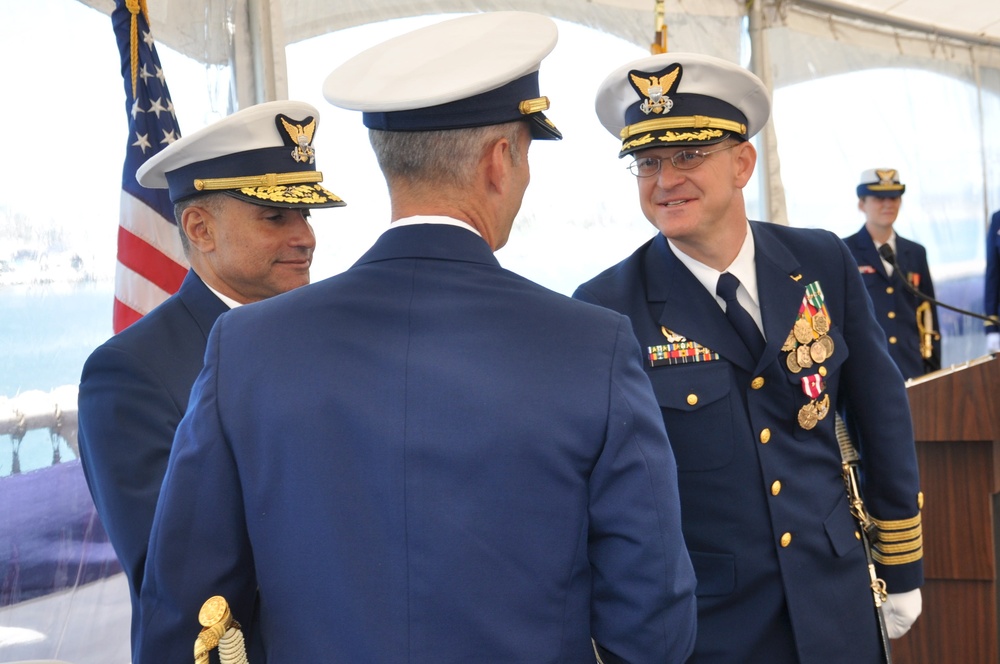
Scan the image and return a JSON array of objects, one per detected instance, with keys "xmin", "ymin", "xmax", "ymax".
[
  {"xmin": 595, "ymin": 52, "xmax": 771, "ymax": 157},
  {"xmin": 322, "ymin": 11, "xmax": 562, "ymax": 140},
  {"xmin": 857, "ymin": 168, "xmax": 905, "ymax": 198}
]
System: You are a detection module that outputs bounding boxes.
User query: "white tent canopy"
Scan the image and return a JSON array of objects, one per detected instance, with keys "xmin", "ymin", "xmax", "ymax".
[{"xmin": 78, "ymin": 0, "xmax": 1000, "ymax": 60}]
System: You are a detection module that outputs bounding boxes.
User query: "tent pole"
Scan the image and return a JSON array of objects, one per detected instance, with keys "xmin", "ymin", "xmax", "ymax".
[
  {"xmin": 747, "ymin": 0, "xmax": 789, "ymax": 225},
  {"xmin": 231, "ymin": 0, "xmax": 289, "ymax": 109}
]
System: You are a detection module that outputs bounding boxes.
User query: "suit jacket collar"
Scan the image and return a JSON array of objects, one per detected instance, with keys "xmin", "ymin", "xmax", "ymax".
[
  {"xmin": 893, "ymin": 235, "xmax": 919, "ymax": 278},
  {"xmin": 355, "ymin": 223, "xmax": 501, "ymax": 269},
  {"xmin": 846, "ymin": 226, "xmax": 886, "ymax": 280},
  {"xmin": 753, "ymin": 222, "xmax": 810, "ymax": 369},
  {"xmin": 644, "ymin": 222, "xmax": 806, "ymax": 372},
  {"xmin": 177, "ymin": 270, "xmax": 230, "ymax": 340}
]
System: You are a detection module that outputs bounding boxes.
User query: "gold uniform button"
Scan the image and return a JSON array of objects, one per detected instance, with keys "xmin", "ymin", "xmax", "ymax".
[
  {"xmin": 818, "ymin": 366, "xmax": 827, "ymax": 377},
  {"xmin": 759, "ymin": 428, "xmax": 771, "ymax": 444},
  {"xmin": 780, "ymin": 532, "xmax": 792, "ymax": 547},
  {"xmin": 887, "ymin": 311, "xmax": 896, "ymax": 319},
  {"xmin": 889, "ymin": 336, "xmax": 898, "ymax": 344},
  {"xmin": 886, "ymin": 286, "xmax": 894, "ymax": 294},
  {"xmin": 918, "ymin": 491, "xmax": 924, "ymax": 509},
  {"xmin": 687, "ymin": 394, "xmax": 698, "ymax": 406},
  {"xmin": 855, "ymin": 531, "xmax": 862, "ymax": 540},
  {"xmin": 771, "ymin": 480, "xmax": 781, "ymax": 495},
  {"xmin": 751, "ymin": 377, "xmax": 765, "ymax": 389}
]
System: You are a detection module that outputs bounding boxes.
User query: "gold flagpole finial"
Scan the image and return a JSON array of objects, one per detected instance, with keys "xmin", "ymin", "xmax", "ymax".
[{"xmin": 651, "ymin": 0, "xmax": 668, "ymax": 54}]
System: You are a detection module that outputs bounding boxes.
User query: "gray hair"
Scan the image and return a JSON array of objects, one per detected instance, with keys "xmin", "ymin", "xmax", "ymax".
[
  {"xmin": 368, "ymin": 121, "xmax": 525, "ymax": 188},
  {"xmin": 172, "ymin": 192, "xmax": 229, "ymax": 256}
]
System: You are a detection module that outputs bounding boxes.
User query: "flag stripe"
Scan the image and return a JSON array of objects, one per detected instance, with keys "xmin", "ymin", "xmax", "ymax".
[
  {"xmin": 118, "ymin": 190, "xmax": 188, "ymax": 266},
  {"xmin": 112, "ymin": 297, "xmax": 144, "ymax": 332},
  {"xmin": 113, "ymin": 261, "xmax": 173, "ymax": 318},
  {"xmin": 116, "ymin": 226, "xmax": 187, "ymax": 295}
]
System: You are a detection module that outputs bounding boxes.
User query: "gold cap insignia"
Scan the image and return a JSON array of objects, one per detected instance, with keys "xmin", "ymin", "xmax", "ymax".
[
  {"xmin": 875, "ymin": 169, "xmax": 898, "ymax": 186},
  {"xmin": 629, "ymin": 65, "xmax": 681, "ymax": 116},
  {"xmin": 278, "ymin": 114, "xmax": 317, "ymax": 164}
]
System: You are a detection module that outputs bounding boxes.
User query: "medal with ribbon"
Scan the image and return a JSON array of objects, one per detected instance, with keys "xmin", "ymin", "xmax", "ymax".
[
  {"xmin": 800, "ymin": 373, "xmax": 825, "ymax": 399},
  {"xmin": 784, "ymin": 280, "xmax": 836, "ymax": 376},
  {"xmin": 784, "ymin": 280, "xmax": 836, "ymax": 429}
]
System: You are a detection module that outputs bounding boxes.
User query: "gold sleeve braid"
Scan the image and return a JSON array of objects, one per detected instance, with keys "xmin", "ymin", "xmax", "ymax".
[{"xmin": 870, "ymin": 513, "xmax": 923, "ymax": 565}]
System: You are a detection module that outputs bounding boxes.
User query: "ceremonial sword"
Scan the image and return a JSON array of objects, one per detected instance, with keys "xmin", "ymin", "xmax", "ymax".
[{"xmin": 835, "ymin": 414, "xmax": 893, "ymax": 664}]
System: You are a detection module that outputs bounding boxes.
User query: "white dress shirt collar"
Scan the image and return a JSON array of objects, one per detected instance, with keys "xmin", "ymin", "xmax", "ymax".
[
  {"xmin": 205, "ymin": 284, "xmax": 239, "ymax": 309},
  {"xmin": 666, "ymin": 221, "xmax": 764, "ymax": 333},
  {"xmin": 389, "ymin": 215, "xmax": 483, "ymax": 238},
  {"xmin": 666, "ymin": 220, "xmax": 760, "ymax": 308},
  {"xmin": 873, "ymin": 230, "xmax": 898, "ymax": 276}
]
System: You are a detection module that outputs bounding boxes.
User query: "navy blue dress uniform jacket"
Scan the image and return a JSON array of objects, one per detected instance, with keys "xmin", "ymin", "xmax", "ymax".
[
  {"xmin": 843, "ymin": 226, "xmax": 940, "ymax": 379},
  {"xmin": 136, "ymin": 224, "xmax": 698, "ymax": 664},
  {"xmin": 77, "ymin": 271, "xmax": 228, "ymax": 644},
  {"xmin": 574, "ymin": 222, "xmax": 923, "ymax": 663},
  {"xmin": 985, "ymin": 210, "xmax": 1000, "ymax": 334}
]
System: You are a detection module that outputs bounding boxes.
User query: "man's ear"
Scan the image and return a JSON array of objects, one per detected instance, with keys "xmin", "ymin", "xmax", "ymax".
[
  {"xmin": 732, "ymin": 140, "xmax": 757, "ymax": 188},
  {"xmin": 484, "ymin": 135, "xmax": 513, "ymax": 196},
  {"xmin": 181, "ymin": 205, "xmax": 215, "ymax": 253}
]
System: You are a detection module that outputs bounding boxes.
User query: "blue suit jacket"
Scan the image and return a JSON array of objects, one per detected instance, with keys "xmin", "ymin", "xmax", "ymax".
[
  {"xmin": 575, "ymin": 222, "xmax": 923, "ymax": 663},
  {"xmin": 843, "ymin": 226, "xmax": 940, "ymax": 379},
  {"xmin": 136, "ymin": 224, "xmax": 698, "ymax": 664},
  {"xmin": 985, "ymin": 210, "xmax": 1000, "ymax": 333},
  {"xmin": 77, "ymin": 270, "xmax": 228, "ymax": 644}
]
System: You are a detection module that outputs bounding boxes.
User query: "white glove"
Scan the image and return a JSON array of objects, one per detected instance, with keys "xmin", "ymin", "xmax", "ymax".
[
  {"xmin": 987, "ymin": 332, "xmax": 1000, "ymax": 353},
  {"xmin": 881, "ymin": 588, "xmax": 922, "ymax": 639}
]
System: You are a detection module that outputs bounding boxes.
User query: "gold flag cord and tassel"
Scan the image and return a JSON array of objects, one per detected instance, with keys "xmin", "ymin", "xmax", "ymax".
[{"xmin": 125, "ymin": 0, "xmax": 150, "ymax": 99}]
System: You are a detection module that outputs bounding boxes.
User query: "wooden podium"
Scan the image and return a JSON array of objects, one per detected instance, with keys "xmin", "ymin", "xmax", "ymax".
[{"xmin": 891, "ymin": 354, "xmax": 1000, "ymax": 663}]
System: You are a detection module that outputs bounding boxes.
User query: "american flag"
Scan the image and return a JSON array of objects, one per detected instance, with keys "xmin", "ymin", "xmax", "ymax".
[{"xmin": 111, "ymin": 0, "xmax": 189, "ymax": 333}]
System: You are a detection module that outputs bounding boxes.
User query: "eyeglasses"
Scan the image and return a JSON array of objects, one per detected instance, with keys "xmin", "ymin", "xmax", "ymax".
[{"xmin": 627, "ymin": 143, "xmax": 738, "ymax": 177}]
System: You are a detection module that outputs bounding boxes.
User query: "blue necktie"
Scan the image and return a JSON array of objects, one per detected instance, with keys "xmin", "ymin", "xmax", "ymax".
[{"xmin": 716, "ymin": 272, "xmax": 765, "ymax": 360}]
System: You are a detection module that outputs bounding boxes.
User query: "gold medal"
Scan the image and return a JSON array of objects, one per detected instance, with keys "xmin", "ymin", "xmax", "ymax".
[
  {"xmin": 810, "ymin": 341, "xmax": 828, "ymax": 364},
  {"xmin": 781, "ymin": 331, "xmax": 797, "ymax": 352},
  {"xmin": 815, "ymin": 394, "xmax": 830, "ymax": 421},
  {"xmin": 796, "ymin": 344, "xmax": 814, "ymax": 369},
  {"xmin": 798, "ymin": 401, "xmax": 819, "ymax": 429},
  {"xmin": 793, "ymin": 318, "xmax": 814, "ymax": 344},
  {"xmin": 786, "ymin": 351, "xmax": 802, "ymax": 373},
  {"xmin": 812, "ymin": 313, "xmax": 830, "ymax": 335},
  {"xmin": 818, "ymin": 334, "xmax": 835, "ymax": 357}
]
